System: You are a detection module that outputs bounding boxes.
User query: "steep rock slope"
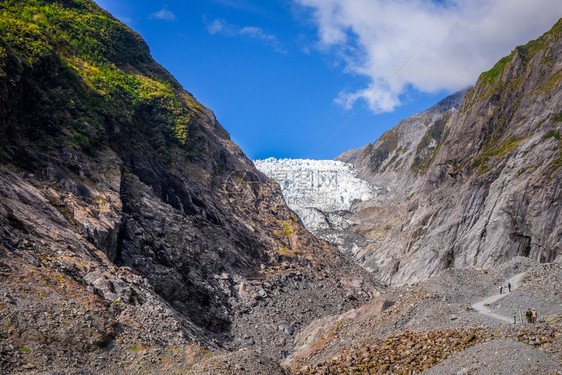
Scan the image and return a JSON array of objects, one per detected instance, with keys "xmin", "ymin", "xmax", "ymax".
[
  {"xmin": 342, "ymin": 20, "xmax": 562, "ymax": 285},
  {"xmin": 297, "ymin": 91, "xmax": 465, "ymax": 261},
  {"xmin": 0, "ymin": 1, "xmax": 379, "ymax": 373},
  {"xmin": 254, "ymin": 93, "xmax": 465, "ymax": 263},
  {"xmin": 337, "ymin": 90, "xmax": 466, "ymax": 199}
]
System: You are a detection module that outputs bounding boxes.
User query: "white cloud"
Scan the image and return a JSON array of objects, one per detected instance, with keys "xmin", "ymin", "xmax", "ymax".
[
  {"xmin": 240, "ymin": 26, "xmax": 274, "ymax": 41},
  {"xmin": 207, "ymin": 19, "xmax": 228, "ymax": 35},
  {"xmin": 205, "ymin": 18, "xmax": 287, "ymax": 54},
  {"xmin": 150, "ymin": 7, "xmax": 176, "ymax": 21},
  {"xmin": 295, "ymin": 0, "xmax": 562, "ymax": 113}
]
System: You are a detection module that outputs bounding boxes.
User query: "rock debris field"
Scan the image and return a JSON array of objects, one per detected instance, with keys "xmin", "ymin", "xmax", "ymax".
[{"xmin": 289, "ymin": 257, "xmax": 562, "ymax": 375}]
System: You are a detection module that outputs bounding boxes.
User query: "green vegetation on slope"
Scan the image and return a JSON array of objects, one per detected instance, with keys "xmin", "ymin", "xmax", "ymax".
[
  {"xmin": 462, "ymin": 19, "xmax": 562, "ymax": 174},
  {"xmin": 0, "ymin": 0, "xmax": 198, "ymax": 157},
  {"xmin": 471, "ymin": 136, "xmax": 523, "ymax": 173},
  {"xmin": 478, "ymin": 18, "xmax": 562, "ymax": 86},
  {"xmin": 478, "ymin": 55, "xmax": 513, "ymax": 85}
]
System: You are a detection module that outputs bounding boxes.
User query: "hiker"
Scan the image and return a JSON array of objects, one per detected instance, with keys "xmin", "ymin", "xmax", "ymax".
[
  {"xmin": 507, "ymin": 282, "xmax": 511, "ymax": 292},
  {"xmin": 499, "ymin": 285, "xmax": 503, "ymax": 294},
  {"xmin": 532, "ymin": 309, "xmax": 537, "ymax": 323},
  {"xmin": 526, "ymin": 308, "xmax": 532, "ymax": 323}
]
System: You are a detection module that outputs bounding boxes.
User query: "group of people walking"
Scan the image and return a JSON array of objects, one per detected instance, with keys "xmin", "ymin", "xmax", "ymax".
[
  {"xmin": 498, "ymin": 282, "xmax": 511, "ymax": 294},
  {"xmin": 526, "ymin": 308, "xmax": 538, "ymax": 323},
  {"xmin": 484, "ymin": 279, "xmax": 545, "ymax": 324}
]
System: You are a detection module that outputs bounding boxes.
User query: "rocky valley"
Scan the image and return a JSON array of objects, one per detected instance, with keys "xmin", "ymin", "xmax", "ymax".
[
  {"xmin": 0, "ymin": 1, "xmax": 560, "ymax": 374},
  {"xmin": 262, "ymin": 24, "xmax": 562, "ymax": 287}
]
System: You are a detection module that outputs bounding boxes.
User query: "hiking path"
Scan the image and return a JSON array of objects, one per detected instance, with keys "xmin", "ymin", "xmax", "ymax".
[{"xmin": 471, "ymin": 272, "xmax": 526, "ymax": 323}]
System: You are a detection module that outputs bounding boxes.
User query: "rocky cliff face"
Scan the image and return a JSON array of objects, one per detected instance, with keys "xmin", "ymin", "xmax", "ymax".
[
  {"xmin": 0, "ymin": 1, "xmax": 379, "ymax": 373},
  {"xmin": 338, "ymin": 20, "xmax": 561, "ymax": 285},
  {"xmin": 337, "ymin": 90, "xmax": 466, "ymax": 197}
]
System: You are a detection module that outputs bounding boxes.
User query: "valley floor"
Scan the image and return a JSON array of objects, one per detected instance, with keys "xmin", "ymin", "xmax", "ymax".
[{"xmin": 282, "ymin": 257, "xmax": 562, "ymax": 375}]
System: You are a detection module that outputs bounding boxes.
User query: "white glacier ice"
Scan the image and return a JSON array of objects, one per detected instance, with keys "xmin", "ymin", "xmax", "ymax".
[{"xmin": 253, "ymin": 157, "xmax": 374, "ymax": 230}]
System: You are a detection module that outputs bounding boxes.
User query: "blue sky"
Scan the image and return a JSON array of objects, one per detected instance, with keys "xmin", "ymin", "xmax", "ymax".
[{"xmin": 93, "ymin": 0, "xmax": 562, "ymax": 160}]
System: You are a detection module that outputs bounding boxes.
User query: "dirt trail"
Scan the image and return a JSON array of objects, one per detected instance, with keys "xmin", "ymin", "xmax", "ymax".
[{"xmin": 471, "ymin": 272, "xmax": 526, "ymax": 323}]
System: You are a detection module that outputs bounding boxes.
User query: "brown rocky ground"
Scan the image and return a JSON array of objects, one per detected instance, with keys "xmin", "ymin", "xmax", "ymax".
[{"xmin": 286, "ymin": 258, "xmax": 562, "ymax": 375}]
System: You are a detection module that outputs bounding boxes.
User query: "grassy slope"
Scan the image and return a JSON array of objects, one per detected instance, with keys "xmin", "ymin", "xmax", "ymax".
[
  {"xmin": 463, "ymin": 18, "xmax": 562, "ymax": 174},
  {"xmin": 0, "ymin": 0, "xmax": 203, "ymax": 159}
]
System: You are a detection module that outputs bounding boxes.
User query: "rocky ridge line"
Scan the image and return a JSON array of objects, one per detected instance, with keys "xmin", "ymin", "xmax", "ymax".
[{"xmin": 335, "ymin": 20, "xmax": 561, "ymax": 285}]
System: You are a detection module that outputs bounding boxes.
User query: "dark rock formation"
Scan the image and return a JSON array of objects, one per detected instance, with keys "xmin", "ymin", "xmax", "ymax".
[{"xmin": 0, "ymin": 1, "xmax": 380, "ymax": 373}]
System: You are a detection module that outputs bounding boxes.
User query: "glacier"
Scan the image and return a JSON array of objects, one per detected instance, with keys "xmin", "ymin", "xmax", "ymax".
[{"xmin": 254, "ymin": 158, "xmax": 375, "ymax": 231}]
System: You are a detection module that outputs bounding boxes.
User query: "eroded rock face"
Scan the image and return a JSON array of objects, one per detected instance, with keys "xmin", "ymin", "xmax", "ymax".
[
  {"xmin": 338, "ymin": 21, "xmax": 562, "ymax": 285},
  {"xmin": 294, "ymin": 90, "xmax": 467, "ymax": 265},
  {"xmin": 0, "ymin": 1, "xmax": 381, "ymax": 373}
]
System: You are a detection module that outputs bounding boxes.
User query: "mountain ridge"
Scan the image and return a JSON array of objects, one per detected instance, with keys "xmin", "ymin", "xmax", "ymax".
[
  {"xmin": 0, "ymin": 2, "xmax": 560, "ymax": 374},
  {"xmin": 0, "ymin": 1, "xmax": 380, "ymax": 373},
  {"xmin": 335, "ymin": 19, "xmax": 561, "ymax": 285}
]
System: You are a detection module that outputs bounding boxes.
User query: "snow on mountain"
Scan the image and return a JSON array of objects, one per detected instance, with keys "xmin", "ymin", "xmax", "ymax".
[{"xmin": 254, "ymin": 158, "xmax": 375, "ymax": 230}]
